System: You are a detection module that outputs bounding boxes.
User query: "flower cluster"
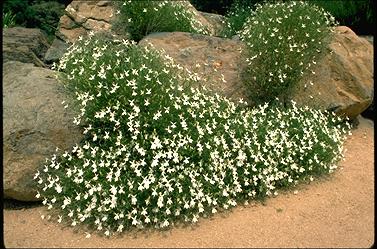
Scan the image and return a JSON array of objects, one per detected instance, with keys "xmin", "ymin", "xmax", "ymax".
[
  {"xmin": 37, "ymin": 33, "xmax": 351, "ymax": 237},
  {"xmin": 114, "ymin": 0, "xmax": 211, "ymax": 41},
  {"xmin": 238, "ymin": 1, "xmax": 338, "ymax": 104}
]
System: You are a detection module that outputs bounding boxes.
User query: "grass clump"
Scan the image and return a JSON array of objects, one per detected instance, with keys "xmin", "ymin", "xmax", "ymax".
[
  {"xmin": 3, "ymin": 10, "xmax": 16, "ymax": 28},
  {"xmin": 113, "ymin": 0, "xmax": 211, "ymax": 42},
  {"xmin": 238, "ymin": 0, "xmax": 337, "ymax": 105},
  {"xmin": 3, "ymin": 11, "xmax": 16, "ymax": 28},
  {"xmin": 35, "ymin": 32, "xmax": 351, "ymax": 237}
]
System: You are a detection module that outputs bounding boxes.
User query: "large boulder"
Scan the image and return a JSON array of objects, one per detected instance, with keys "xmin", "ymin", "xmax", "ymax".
[
  {"xmin": 139, "ymin": 32, "xmax": 247, "ymax": 103},
  {"xmin": 292, "ymin": 26, "xmax": 374, "ymax": 119},
  {"xmin": 139, "ymin": 26, "xmax": 373, "ymax": 119},
  {"xmin": 3, "ymin": 27, "xmax": 50, "ymax": 67},
  {"xmin": 3, "ymin": 61, "xmax": 83, "ymax": 201},
  {"xmin": 56, "ymin": 0, "xmax": 115, "ymax": 43}
]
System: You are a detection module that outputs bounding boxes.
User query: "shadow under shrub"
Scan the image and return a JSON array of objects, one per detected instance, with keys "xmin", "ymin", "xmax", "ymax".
[{"xmin": 239, "ymin": 1, "xmax": 337, "ymax": 105}]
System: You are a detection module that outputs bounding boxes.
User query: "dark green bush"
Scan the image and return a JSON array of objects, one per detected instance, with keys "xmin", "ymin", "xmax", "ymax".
[
  {"xmin": 3, "ymin": 0, "xmax": 30, "ymax": 26},
  {"xmin": 25, "ymin": 1, "xmax": 65, "ymax": 37},
  {"xmin": 310, "ymin": 0, "xmax": 375, "ymax": 35},
  {"xmin": 3, "ymin": 0, "xmax": 66, "ymax": 39}
]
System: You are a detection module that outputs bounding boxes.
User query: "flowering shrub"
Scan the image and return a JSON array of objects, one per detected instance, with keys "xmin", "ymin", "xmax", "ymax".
[
  {"xmin": 35, "ymin": 33, "xmax": 351, "ymax": 237},
  {"xmin": 238, "ymin": 1, "xmax": 338, "ymax": 105},
  {"xmin": 220, "ymin": 0, "xmax": 254, "ymax": 38},
  {"xmin": 113, "ymin": 0, "xmax": 211, "ymax": 41}
]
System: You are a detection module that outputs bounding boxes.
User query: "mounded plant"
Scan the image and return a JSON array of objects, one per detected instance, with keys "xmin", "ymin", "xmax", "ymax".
[
  {"xmin": 239, "ymin": 0, "xmax": 337, "ymax": 105},
  {"xmin": 35, "ymin": 32, "xmax": 351, "ymax": 237},
  {"xmin": 113, "ymin": 0, "xmax": 211, "ymax": 41}
]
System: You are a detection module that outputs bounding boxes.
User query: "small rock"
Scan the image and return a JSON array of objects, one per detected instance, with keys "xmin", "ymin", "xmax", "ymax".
[{"xmin": 44, "ymin": 38, "xmax": 70, "ymax": 64}]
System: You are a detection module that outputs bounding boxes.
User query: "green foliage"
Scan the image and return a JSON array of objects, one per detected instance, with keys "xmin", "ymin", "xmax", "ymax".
[
  {"xmin": 3, "ymin": 0, "xmax": 30, "ymax": 26},
  {"xmin": 239, "ymin": 1, "xmax": 337, "ymax": 105},
  {"xmin": 35, "ymin": 33, "xmax": 351, "ymax": 236},
  {"xmin": 3, "ymin": 10, "xmax": 16, "ymax": 28},
  {"xmin": 3, "ymin": 0, "xmax": 65, "ymax": 38},
  {"xmin": 113, "ymin": 0, "xmax": 211, "ymax": 42},
  {"xmin": 220, "ymin": 0, "xmax": 257, "ymax": 38},
  {"xmin": 25, "ymin": 1, "xmax": 65, "ymax": 37},
  {"xmin": 309, "ymin": 0, "xmax": 375, "ymax": 35}
]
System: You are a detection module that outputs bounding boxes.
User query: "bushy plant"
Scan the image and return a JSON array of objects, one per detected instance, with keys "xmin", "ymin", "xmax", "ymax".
[
  {"xmin": 3, "ymin": 0, "xmax": 30, "ymax": 25},
  {"xmin": 35, "ymin": 32, "xmax": 351, "ymax": 236},
  {"xmin": 220, "ymin": 0, "xmax": 256, "ymax": 38},
  {"xmin": 25, "ymin": 1, "xmax": 65, "ymax": 38},
  {"xmin": 113, "ymin": 0, "xmax": 211, "ymax": 42},
  {"xmin": 3, "ymin": 11, "xmax": 16, "ymax": 28},
  {"xmin": 3, "ymin": 0, "xmax": 66, "ymax": 38},
  {"xmin": 239, "ymin": 1, "xmax": 337, "ymax": 105}
]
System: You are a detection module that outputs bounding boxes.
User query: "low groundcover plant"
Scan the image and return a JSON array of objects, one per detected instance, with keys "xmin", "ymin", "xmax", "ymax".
[{"xmin": 35, "ymin": 32, "xmax": 351, "ymax": 237}]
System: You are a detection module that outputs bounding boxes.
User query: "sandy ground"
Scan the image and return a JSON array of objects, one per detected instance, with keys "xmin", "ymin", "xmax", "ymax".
[{"xmin": 3, "ymin": 116, "xmax": 374, "ymax": 248}]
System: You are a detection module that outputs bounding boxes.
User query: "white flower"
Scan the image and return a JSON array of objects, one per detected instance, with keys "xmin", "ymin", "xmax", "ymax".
[
  {"xmin": 55, "ymin": 184, "xmax": 62, "ymax": 193},
  {"xmin": 153, "ymin": 111, "xmax": 162, "ymax": 120},
  {"xmin": 157, "ymin": 195, "xmax": 164, "ymax": 208}
]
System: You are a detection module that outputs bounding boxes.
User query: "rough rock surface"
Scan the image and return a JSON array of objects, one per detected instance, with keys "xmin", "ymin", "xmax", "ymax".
[
  {"xmin": 3, "ymin": 61, "xmax": 83, "ymax": 201},
  {"xmin": 199, "ymin": 11, "xmax": 226, "ymax": 36},
  {"xmin": 44, "ymin": 38, "xmax": 70, "ymax": 64},
  {"xmin": 293, "ymin": 26, "xmax": 374, "ymax": 119},
  {"xmin": 56, "ymin": 0, "xmax": 115, "ymax": 43},
  {"xmin": 3, "ymin": 27, "xmax": 50, "ymax": 67},
  {"xmin": 177, "ymin": 1, "xmax": 218, "ymax": 36},
  {"xmin": 140, "ymin": 26, "xmax": 373, "ymax": 118},
  {"xmin": 139, "ymin": 32, "xmax": 247, "ymax": 103}
]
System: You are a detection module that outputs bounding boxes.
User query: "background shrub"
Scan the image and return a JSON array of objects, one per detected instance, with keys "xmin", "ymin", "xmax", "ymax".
[
  {"xmin": 3, "ymin": 0, "xmax": 70, "ymax": 39},
  {"xmin": 25, "ymin": 1, "xmax": 65, "ymax": 39},
  {"xmin": 114, "ymin": 0, "xmax": 211, "ymax": 42},
  {"xmin": 310, "ymin": 0, "xmax": 375, "ymax": 35},
  {"xmin": 239, "ymin": 1, "xmax": 337, "ymax": 105}
]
